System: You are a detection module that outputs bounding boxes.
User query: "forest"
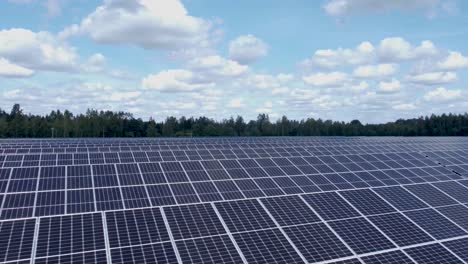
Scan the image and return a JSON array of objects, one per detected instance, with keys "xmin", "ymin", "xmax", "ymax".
[{"xmin": 0, "ymin": 104, "xmax": 467, "ymax": 137}]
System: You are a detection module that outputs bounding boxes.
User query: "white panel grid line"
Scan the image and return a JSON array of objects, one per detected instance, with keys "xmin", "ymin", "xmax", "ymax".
[
  {"xmin": 256, "ymin": 198, "xmax": 310, "ymax": 264},
  {"xmin": 101, "ymin": 212, "xmax": 112, "ymax": 264},
  {"xmin": 210, "ymin": 203, "xmax": 249, "ymax": 264},
  {"xmin": 159, "ymin": 207, "xmax": 183, "ymax": 264}
]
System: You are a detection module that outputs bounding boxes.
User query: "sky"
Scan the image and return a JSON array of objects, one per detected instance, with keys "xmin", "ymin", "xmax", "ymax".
[{"xmin": 0, "ymin": 0, "xmax": 467, "ymax": 123}]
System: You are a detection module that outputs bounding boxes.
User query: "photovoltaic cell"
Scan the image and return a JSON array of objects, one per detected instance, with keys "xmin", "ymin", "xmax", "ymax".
[
  {"xmin": 110, "ymin": 242, "xmax": 178, "ymax": 264},
  {"xmin": 361, "ymin": 250, "xmax": 415, "ymax": 264},
  {"xmin": 164, "ymin": 203, "xmax": 226, "ymax": 240},
  {"xmin": 233, "ymin": 228, "xmax": 304, "ymax": 264},
  {"xmin": 368, "ymin": 212, "xmax": 433, "ymax": 246},
  {"xmin": 36, "ymin": 213, "xmax": 106, "ymax": 257},
  {"xmin": 436, "ymin": 204, "xmax": 468, "ymax": 230},
  {"xmin": 404, "ymin": 184, "xmax": 458, "ymax": 207},
  {"xmin": 1, "ymin": 137, "xmax": 468, "ymax": 264},
  {"xmin": 404, "ymin": 243, "xmax": 463, "ymax": 264},
  {"xmin": 328, "ymin": 217, "xmax": 396, "ymax": 254},
  {"xmin": 260, "ymin": 195, "xmax": 320, "ymax": 226},
  {"xmin": 443, "ymin": 238, "xmax": 468, "ymax": 262},
  {"xmin": 404, "ymin": 208, "xmax": 467, "ymax": 239},
  {"xmin": 34, "ymin": 250, "xmax": 108, "ymax": 264},
  {"xmin": 106, "ymin": 208, "xmax": 170, "ymax": 248},
  {"xmin": 302, "ymin": 192, "xmax": 360, "ymax": 221},
  {"xmin": 284, "ymin": 223, "xmax": 353, "ymax": 262},
  {"xmin": 339, "ymin": 189, "xmax": 396, "ymax": 215},
  {"xmin": 215, "ymin": 199, "xmax": 276, "ymax": 233},
  {"xmin": 373, "ymin": 186, "xmax": 428, "ymax": 211},
  {"xmin": 176, "ymin": 235, "xmax": 244, "ymax": 264},
  {"xmin": 0, "ymin": 218, "xmax": 36, "ymax": 262}
]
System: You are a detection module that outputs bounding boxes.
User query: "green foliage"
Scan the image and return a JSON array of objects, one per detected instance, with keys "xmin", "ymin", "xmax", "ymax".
[{"xmin": 0, "ymin": 104, "xmax": 467, "ymax": 137}]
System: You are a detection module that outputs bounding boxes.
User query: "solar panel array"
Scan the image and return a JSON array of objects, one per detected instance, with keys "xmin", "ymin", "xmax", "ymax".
[{"xmin": 1, "ymin": 137, "xmax": 468, "ymax": 264}]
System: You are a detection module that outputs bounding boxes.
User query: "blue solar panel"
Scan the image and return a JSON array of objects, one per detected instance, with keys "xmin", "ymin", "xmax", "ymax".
[
  {"xmin": 233, "ymin": 228, "xmax": 304, "ymax": 264},
  {"xmin": 404, "ymin": 184, "xmax": 458, "ymax": 207},
  {"xmin": 261, "ymin": 195, "xmax": 320, "ymax": 226},
  {"xmin": 302, "ymin": 192, "xmax": 361, "ymax": 220},
  {"xmin": 0, "ymin": 218, "xmax": 35, "ymax": 262},
  {"xmin": 176, "ymin": 235, "xmax": 243, "ymax": 264},
  {"xmin": 361, "ymin": 250, "xmax": 414, "ymax": 264},
  {"xmin": 368, "ymin": 212, "xmax": 433, "ymax": 246},
  {"xmin": 328, "ymin": 217, "xmax": 396, "ymax": 254},
  {"xmin": 110, "ymin": 242, "xmax": 178, "ymax": 264},
  {"xmin": 373, "ymin": 186, "xmax": 429, "ymax": 211},
  {"xmin": 443, "ymin": 238, "xmax": 468, "ymax": 262},
  {"xmin": 1, "ymin": 137, "xmax": 468, "ymax": 263},
  {"xmin": 340, "ymin": 189, "xmax": 396, "ymax": 215},
  {"xmin": 36, "ymin": 213, "xmax": 105, "ymax": 257},
  {"xmin": 215, "ymin": 199, "xmax": 276, "ymax": 232},
  {"xmin": 106, "ymin": 208, "xmax": 169, "ymax": 248},
  {"xmin": 284, "ymin": 223, "xmax": 353, "ymax": 262},
  {"xmin": 404, "ymin": 208, "xmax": 467, "ymax": 239},
  {"xmin": 164, "ymin": 203, "xmax": 226, "ymax": 240},
  {"xmin": 404, "ymin": 243, "xmax": 463, "ymax": 264}
]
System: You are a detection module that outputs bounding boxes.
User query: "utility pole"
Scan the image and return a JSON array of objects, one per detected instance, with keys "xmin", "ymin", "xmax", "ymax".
[{"xmin": 51, "ymin": 127, "xmax": 55, "ymax": 138}]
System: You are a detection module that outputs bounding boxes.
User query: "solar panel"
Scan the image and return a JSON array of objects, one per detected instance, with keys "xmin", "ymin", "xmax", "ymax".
[
  {"xmin": 361, "ymin": 250, "xmax": 415, "ymax": 264},
  {"xmin": 404, "ymin": 208, "xmax": 467, "ymax": 239},
  {"xmin": 404, "ymin": 243, "xmax": 464, "ymax": 264},
  {"xmin": 1, "ymin": 137, "xmax": 468, "ymax": 263},
  {"xmin": 328, "ymin": 217, "xmax": 396, "ymax": 254}
]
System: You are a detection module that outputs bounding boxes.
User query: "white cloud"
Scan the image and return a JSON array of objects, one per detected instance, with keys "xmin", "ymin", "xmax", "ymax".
[
  {"xmin": 303, "ymin": 72, "xmax": 348, "ymax": 86},
  {"xmin": 0, "ymin": 28, "xmax": 78, "ymax": 72},
  {"xmin": 255, "ymin": 101, "xmax": 274, "ymax": 113},
  {"xmin": 227, "ymin": 98, "xmax": 245, "ymax": 108},
  {"xmin": 353, "ymin": 64, "xmax": 396, "ymax": 78},
  {"xmin": 301, "ymin": 41, "xmax": 375, "ymax": 68},
  {"xmin": 187, "ymin": 55, "xmax": 248, "ymax": 77},
  {"xmin": 228, "ymin": 34, "xmax": 268, "ymax": 64},
  {"xmin": 243, "ymin": 73, "xmax": 293, "ymax": 90},
  {"xmin": 437, "ymin": 51, "xmax": 468, "ymax": 70},
  {"xmin": 60, "ymin": 0, "xmax": 212, "ymax": 50},
  {"xmin": 109, "ymin": 91, "xmax": 141, "ymax": 102},
  {"xmin": 350, "ymin": 81, "xmax": 369, "ymax": 92},
  {"xmin": 378, "ymin": 78, "xmax": 401, "ymax": 93},
  {"xmin": 160, "ymin": 101, "xmax": 197, "ymax": 110},
  {"xmin": 0, "ymin": 58, "xmax": 34, "ymax": 77},
  {"xmin": 142, "ymin": 69, "xmax": 214, "ymax": 92},
  {"xmin": 407, "ymin": 71, "xmax": 457, "ymax": 85},
  {"xmin": 393, "ymin": 103, "xmax": 417, "ymax": 110},
  {"xmin": 378, "ymin": 38, "xmax": 438, "ymax": 62},
  {"xmin": 424, "ymin": 87, "xmax": 462, "ymax": 102},
  {"xmin": 323, "ymin": 0, "xmax": 449, "ymax": 17}
]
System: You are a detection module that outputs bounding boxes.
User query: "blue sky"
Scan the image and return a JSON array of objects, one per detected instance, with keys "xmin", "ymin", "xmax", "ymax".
[{"xmin": 1, "ymin": 0, "xmax": 467, "ymax": 123}]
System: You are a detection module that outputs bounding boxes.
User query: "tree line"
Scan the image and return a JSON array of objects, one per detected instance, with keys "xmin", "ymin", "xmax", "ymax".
[{"xmin": 0, "ymin": 104, "xmax": 467, "ymax": 137}]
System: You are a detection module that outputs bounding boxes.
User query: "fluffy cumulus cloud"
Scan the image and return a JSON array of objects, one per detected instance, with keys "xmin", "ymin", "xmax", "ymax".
[
  {"xmin": 0, "ymin": 58, "xmax": 34, "ymax": 77},
  {"xmin": 0, "ymin": 28, "xmax": 78, "ymax": 72},
  {"xmin": 393, "ymin": 103, "xmax": 417, "ymax": 110},
  {"xmin": 378, "ymin": 38, "xmax": 438, "ymax": 62},
  {"xmin": 437, "ymin": 51, "xmax": 468, "ymax": 70},
  {"xmin": 186, "ymin": 55, "xmax": 248, "ymax": 77},
  {"xmin": 424, "ymin": 87, "xmax": 462, "ymax": 102},
  {"xmin": 323, "ymin": 0, "xmax": 451, "ymax": 17},
  {"xmin": 407, "ymin": 71, "xmax": 457, "ymax": 85},
  {"xmin": 226, "ymin": 98, "xmax": 245, "ymax": 108},
  {"xmin": 228, "ymin": 34, "xmax": 268, "ymax": 64},
  {"xmin": 142, "ymin": 55, "xmax": 248, "ymax": 92},
  {"xmin": 301, "ymin": 41, "xmax": 375, "ymax": 68},
  {"xmin": 60, "ymin": 0, "xmax": 212, "ymax": 50},
  {"xmin": 303, "ymin": 72, "xmax": 348, "ymax": 86},
  {"xmin": 142, "ymin": 69, "xmax": 214, "ymax": 92},
  {"xmin": 378, "ymin": 78, "xmax": 401, "ymax": 93},
  {"xmin": 353, "ymin": 64, "xmax": 396, "ymax": 78}
]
